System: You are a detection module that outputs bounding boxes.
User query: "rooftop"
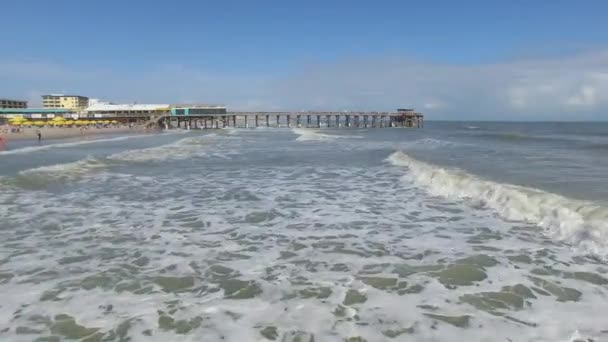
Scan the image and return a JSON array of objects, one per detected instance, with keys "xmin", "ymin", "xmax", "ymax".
[
  {"xmin": 86, "ymin": 103, "xmax": 170, "ymax": 111},
  {"xmin": 0, "ymin": 108, "xmax": 72, "ymax": 113},
  {"xmin": 171, "ymin": 104, "xmax": 226, "ymax": 108},
  {"xmin": 0, "ymin": 98, "xmax": 27, "ymax": 102},
  {"xmin": 42, "ymin": 94, "xmax": 89, "ymax": 98}
]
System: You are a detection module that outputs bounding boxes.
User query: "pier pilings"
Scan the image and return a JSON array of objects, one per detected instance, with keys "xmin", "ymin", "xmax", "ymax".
[{"xmin": 161, "ymin": 111, "xmax": 423, "ymax": 130}]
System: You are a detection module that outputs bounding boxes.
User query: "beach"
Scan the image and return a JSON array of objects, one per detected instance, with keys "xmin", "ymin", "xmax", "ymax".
[
  {"xmin": 0, "ymin": 125, "xmax": 153, "ymax": 142},
  {"xmin": 0, "ymin": 123, "xmax": 607, "ymax": 341}
]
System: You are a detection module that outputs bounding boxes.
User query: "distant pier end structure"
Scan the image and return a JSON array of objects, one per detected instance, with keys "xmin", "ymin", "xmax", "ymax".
[{"xmin": 395, "ymin": 108, "xmax": 424, "ymax": 128}]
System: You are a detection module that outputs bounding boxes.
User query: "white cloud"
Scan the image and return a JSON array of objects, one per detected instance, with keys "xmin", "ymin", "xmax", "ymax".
[
  {"xmin": 1, "ymin": 49, "xmax": 608, "ymax": 120},
  {"xmin": 566, "ymin": 85, "xmax": 597, "ymax": 106}
]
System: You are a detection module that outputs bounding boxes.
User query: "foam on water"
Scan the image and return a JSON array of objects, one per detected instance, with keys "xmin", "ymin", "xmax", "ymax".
[
  {"xmin": 16, "ymin": 157, "xmax": 108, "ymax": 184},
  {"xmin": 1, "ymin": 130, "xmax": 607, "ymax": 342},
  {"xmin": 388, "ymin": 151, "xmax": 608, "ymax": 259},
  {"xmin": 107, "ymin": 133, "xmax": 233, "ymax": 162},
  {"xmin": 292, "ymin": 128, "xmax": 361, "ymax": 141}
]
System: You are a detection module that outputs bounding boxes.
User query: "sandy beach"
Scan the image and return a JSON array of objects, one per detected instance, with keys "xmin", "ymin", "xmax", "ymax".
[{"xmin": 0, "ymin": 125, "xmax": 152, "ymax": 142}]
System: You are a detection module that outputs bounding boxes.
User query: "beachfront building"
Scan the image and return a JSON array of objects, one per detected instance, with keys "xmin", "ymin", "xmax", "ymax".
[
  {"xmin": 0, "ymin": 99, "xmax": 28, "ymax": 109},
  {"xmin": 0, "ymin": 108, "xmax": 74, "ymax": 124},
  {"xmin": 169, "ymin": 104, "xmax": 227, "ymax": 116},
  {"xmin": 84, "ymin": 103, "xmax": 170, "ymax": 119},
  {"xmin": 42, "ymin": 94, "xmax": 89, "ymax": 110}
]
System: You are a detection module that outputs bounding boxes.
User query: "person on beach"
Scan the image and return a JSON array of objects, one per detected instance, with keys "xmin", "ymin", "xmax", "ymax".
[
  {"xmin": 0, "ymin": 135, "xmax": 5, "ymax": 150},
  {"xmin": 36, "ymin": 130, "xmax": 42, "ymax": 141}
]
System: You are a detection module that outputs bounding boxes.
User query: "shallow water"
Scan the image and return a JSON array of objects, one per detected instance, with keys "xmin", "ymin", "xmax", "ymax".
[{"xmin": 0, "ymin": 123, "xmax": 607, "ymax": 341}]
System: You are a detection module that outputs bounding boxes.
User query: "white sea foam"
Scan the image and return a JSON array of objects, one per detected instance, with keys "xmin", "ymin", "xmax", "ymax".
[
  {"xmin": 292, "ymin": 128, "xmax": 360, "ymax": 141},
  {"xmin": 388, "ymin": 150, "xmax": 608, "ymax": 258},
  {"xmin": 108, "ymin": 133, "xmax": 227, "ymax": 162},
  {"xmin": 2, "ymin": 130, "xmax": 607, "ymax": 341},
  {"xmin": 17, "ymin": 157, "xmax": 108, "ymax": 184}
]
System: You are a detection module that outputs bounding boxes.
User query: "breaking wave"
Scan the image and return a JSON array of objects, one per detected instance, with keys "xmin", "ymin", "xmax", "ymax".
[
  {"xmin": 14, "ymin": 157, "xmax": 109, "ymax": 187},
  {"xmin": 108, "ymin": 134, "xmax": 220, "ymax": 162},
  {"xmin": 4, "ymin": 134, "xmax": 222, "ymax": 187},
  {"xmin": 388, "ymin": 151, "xmax": 608, "ymax": 258}
]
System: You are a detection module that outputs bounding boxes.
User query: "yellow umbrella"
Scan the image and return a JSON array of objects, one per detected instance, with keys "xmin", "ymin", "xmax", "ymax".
[
  {"xmin": 9, "ymin": 117, "xmax": 25, "ymax": 123},
  {"xmin": 82, "ymin": 120, "xmax": 91, "ymax": 125},
  {"xmin": 51, "ymin": 116, "xmax": 66, "ymax": 122},
  {"xmin": 34, "ymin": 121, "xmax": 46, "ymax": 126},
  {"xmin": 65, "ymin": 120, "xmax": 74, "ymax": 125},
  {"xmin": 19, "ymin": 120, "xmax": 32, "ymax": 126},
  {"xmin": 110, "ymin": 120, "xmax": 118, "ymax": 124}
]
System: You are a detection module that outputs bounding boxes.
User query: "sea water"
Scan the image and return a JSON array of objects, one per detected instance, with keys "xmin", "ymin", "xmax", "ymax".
[{"xmin": 0, "ymin": 122, "xmax": 607, "ymax": 341}]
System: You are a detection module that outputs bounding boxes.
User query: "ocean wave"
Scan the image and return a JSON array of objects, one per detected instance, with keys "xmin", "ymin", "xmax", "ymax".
[
  {"xmin": 410, "ymin": 138, "xmax": 456, "ymax": 148},
  {"xmin": 0, "ymin": 134, "xmax": 155, "ymax": 156},
  {"xmin": 387, "ymin": 151, "xmax": 608, "ymax": 258},
  {"xmin": 108, "ymin": 134, "xmax": 218, "ymax": 162},
  {"xmin": 4, "ymin": 134, "xmax": 219, "ymax": 188},
  {"xmin": 474, "ymin": 132, "xmax": 596, "ymax": 145},
  {"xmin": 14, "ymin": 157, "xmax": 109, "ymax": 187},
  {"xmin": 292, "ymin": 128, "xmax": 361, "ymax": 141}
]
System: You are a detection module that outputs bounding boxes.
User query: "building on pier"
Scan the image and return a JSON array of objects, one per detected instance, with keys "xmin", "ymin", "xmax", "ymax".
[
  {"xmin": 395, "ymin": 108, "xmax": 424, "ymax": 127},
  {"xmin": 84, "ymin": 103, "xmax": 170, "ymax": 119},
  {"xmin": 169, "ymin": 105, "xmax": 227, "ymax": 116}
]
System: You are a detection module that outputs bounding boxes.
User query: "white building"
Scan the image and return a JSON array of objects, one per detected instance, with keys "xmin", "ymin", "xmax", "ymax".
[{"xmin": 84, "ymin": 103, "xmax": 170, "ymax": 118}]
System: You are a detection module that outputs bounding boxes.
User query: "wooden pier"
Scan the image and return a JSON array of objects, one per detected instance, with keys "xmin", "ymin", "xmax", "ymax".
[{"xmin": 161, "ymin": 109, "xmax": 423, "ymax": 130}]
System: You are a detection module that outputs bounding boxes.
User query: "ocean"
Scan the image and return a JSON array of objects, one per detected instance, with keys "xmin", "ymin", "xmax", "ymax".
[{"xmin": 0, "ymin": 122, "xmax": 607, "ymax": 341}]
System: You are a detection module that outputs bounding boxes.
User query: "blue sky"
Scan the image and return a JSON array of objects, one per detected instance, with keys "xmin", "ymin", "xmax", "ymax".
[{"xmin": 2, "ymin": 0, "xmax": 608, "ymax": 120}]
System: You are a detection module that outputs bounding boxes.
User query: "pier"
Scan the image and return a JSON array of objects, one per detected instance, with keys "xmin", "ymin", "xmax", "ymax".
[{"xmin": 161, "ymin": 109, "xmax": 423, "ymax": 130}]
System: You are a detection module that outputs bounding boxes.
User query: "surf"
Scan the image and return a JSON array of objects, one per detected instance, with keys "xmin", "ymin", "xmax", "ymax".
[
  {"xmin": 292, "ymin": 128, "xmax": 361, "ymax": 141},
  {"xmin": 388, "ymin": 151, "xmax": 608, "ymax": 258}
]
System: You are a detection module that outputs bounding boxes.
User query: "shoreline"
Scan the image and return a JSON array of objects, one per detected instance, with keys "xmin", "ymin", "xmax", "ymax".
[{"xmin": 0, "ymin": 126, "xmax": 154, "ymax": 142}]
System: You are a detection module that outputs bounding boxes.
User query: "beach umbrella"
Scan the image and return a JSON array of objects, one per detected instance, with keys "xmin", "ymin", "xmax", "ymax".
[
  {"xmin": 51, "ymin": 117, "xmax": 66, "ymax": 122},
  {"xmin": 110, "ymin": 120, "xmax": 118, "ymax": 124},
  {"xmin": 65, "ymin": 120, "xmax": 74, "ymax": 125},
  {"xmin": 9, "ymin": 117, "xmax": 25, "ymax": 123},
  {"xmin": 34, "ymin": 121, "xmax": 45, "ymax": 126}
]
